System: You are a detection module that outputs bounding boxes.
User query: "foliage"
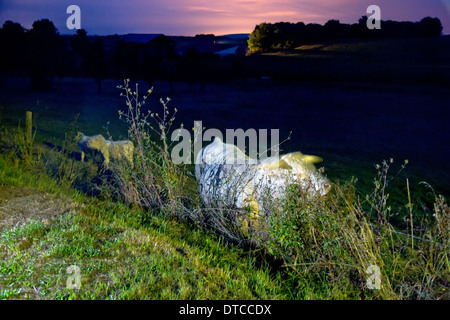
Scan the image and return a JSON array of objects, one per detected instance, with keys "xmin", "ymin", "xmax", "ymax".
[
  {"xmin": 26, "ymin": 19, "xmax": 64, "ymax": 90},
  {"xmin": 248, "ymin": 23, "xmax": 281, "ymax": 52},
  {"xmin": 109, "ymin": 79, "xmax": 194, "ymax": 215},
  {"xmin": 0, "ymin": 16, "xmax": 444, "ymax": 87},
  {"xmin": 253, "ymin": 160, "xmax": 449, "ymax": 299},
  {"xmin": 11, "ymin": 125, "xmax": 34, "ymax": 166},
  {"xmin": 248, "ymin": 17, "xmax": 443, "ymax": 52},
  {"xmin": 1, "ymin": 112, "xmax": 40, "ymax": 166},
  {"xmin": 0, "ymin": 21, "xmax": 27, "ymax": 74}
]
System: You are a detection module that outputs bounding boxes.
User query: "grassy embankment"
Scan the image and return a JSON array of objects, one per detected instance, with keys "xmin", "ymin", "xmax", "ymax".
[{"xmin": 0, "ymin": 153, "xmax": 293, "ymax": 300}]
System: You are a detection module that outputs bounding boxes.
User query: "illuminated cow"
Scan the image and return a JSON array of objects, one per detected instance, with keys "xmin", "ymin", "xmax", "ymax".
[
  {"xmin": 76, "ymin": 132, "xmax": 134, "ymax": 168},
  {"xmin": 195, "ymin": 136, "xmax": 331, "ymax": 216}
]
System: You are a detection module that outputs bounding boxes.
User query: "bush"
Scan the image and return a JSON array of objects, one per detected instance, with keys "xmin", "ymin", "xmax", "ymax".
[
  {"xmin": 109, "ymin": 79, "xmax": 195, "ymax": 216},
  {"xmin": 1, "ymin": 112, "xmax": 42, "ymax": 166},
  {"xmin": 256, "ymin": 159, "xmax": 449, "ymax": 299}
]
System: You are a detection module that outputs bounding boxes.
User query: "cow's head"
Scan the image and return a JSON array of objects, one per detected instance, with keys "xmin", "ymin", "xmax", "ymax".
[
  {"xmin": 75, "ymin": 132, "xmax": 83, "ymax": 143},
  {"xmin": 256, "ymin": 151, "xmax": 331, "ymax": 196}
]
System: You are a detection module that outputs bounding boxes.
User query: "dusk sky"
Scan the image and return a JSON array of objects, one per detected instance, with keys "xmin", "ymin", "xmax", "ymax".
[{"xmin": 1, "ymin": 0, "xmax": 449, "ymax": 36}]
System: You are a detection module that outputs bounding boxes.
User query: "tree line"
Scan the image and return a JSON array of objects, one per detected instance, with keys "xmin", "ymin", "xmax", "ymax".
[
  {"xmin": 1, "ymin": 17, "xmax": 444, "ymax": 90},
  {"xmin": 0, "ymin": 19, "xmax": 120, "ymax": 91},
  {"xmin": 248, "ymin": 16, "xmax": 443, "ymax": 52},
  {"xmin": 0, "ymin": 19, "xmax": 236, "ymax": 92}
]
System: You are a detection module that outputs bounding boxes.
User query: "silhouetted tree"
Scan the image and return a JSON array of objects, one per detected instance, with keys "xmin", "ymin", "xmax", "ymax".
[
  {"xmin": 113, "ymin": 40, "xmax": 141, "ymax": 80},
  {"xmin": 0, "ymin": 21, "xmax": 27, "ymax": 75},
  {"xmin": 143, "ymin": 34, "xmax": 178, "ymax": 87},
  {"xmin": 27, "ymin": 19, "xmax": 61, "ymax": 90},
  {"xmin": 304, "ymin": 23, "xmax": 324, "ymax": 43},
  {"xmin": 248, "ymin": 16, "xmax": 444, "ymax": 52},
  {"xmin": 194, "ymin": 34, "xmax": 216, "ymax": 40},
  {"xmin": 70, "ymin": 29, "xmax": 90, "ymax": 75},
  {"xmin": 418, "ymin": 17, "xmax": 443, "ymax": 37},
  {"xmin": 324, "ymin": 19, "xmax": 341, "ymax": 41},
  {"xmin": 272, "ymin": 22, "xmax": 296, "ymax": 49},
  {"xmin": 356, "ymin": 16, "xmax": 371, "ymax": 38},
  {"xmin": 86, "ymin": 38, "xmax": 107, "ymax": 94},
  {"xmin": 292, "ymin": 22, "xmax": 306, "ymax": 46}
]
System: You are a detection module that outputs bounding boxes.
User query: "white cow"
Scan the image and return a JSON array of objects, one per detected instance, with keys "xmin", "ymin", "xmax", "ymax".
[
  {"xmin": 195, "ymin": 136, "xmax": 331, "ymax": 216},
  {"xmin": 76, "ymin": 132, "xmax": 134, "ymax": 168}
]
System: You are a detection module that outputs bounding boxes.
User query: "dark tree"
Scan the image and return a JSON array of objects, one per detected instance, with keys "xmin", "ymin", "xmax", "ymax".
[
  {"xmin": 418, "ymin": 17, "xmax": 443, "ymax": 37},
  {"xmin": 27, "ymin": 19, "xmax": 61, "ymax": 90},
  {"xmin": 143, "ymin": 35, "xmax": 178, "ymax": 86},
  {"xmin": 194, "ymin": 34, "xmax": 216, "ymax": 40},
  {"xmin": 248, "ymin": 16, "xmax": 444, "ymax": 52},
  {"xmin": 86, "ymin": 38, "xmax": 107, "ymax": 94},
  {"xmin": 113, "ymin": 40, "xmax": 141, "ymax": 79},
  {"xmin": 0, "ymin": 21, "xmax": 27, "ymax": 75},
  {"xmin": 304, "ymin": 23, "xmax": 324, "ymax": 43},
  {"xmin": 69, "ymin": 29, "xmax": 90, "ymax": 76},
  {"xmin": 323, "ymin": 19, "xmax": 341, "ymax": 41}
]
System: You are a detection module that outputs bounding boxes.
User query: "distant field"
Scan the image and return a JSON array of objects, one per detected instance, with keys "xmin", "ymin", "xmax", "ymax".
[
  {"xmin": 247, "ymin": 36, "xmax": 450, "ymax": 87},
  {"xmin": 295, "ymin": 36, "xmax": 450, "ymax": 56}
]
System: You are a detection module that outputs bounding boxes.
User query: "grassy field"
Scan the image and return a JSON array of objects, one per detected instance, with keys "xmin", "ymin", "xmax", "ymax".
[
  {"xmin": 0, "ymin": 37, "xmax": 449, "ymax": 300},
  {"xmin": 0, "ymin": 161, "xmax": 289, "ymax": 299},
  {"xmin": 256, "ymin": 36, "xmax": 450, "ymax": 85}
]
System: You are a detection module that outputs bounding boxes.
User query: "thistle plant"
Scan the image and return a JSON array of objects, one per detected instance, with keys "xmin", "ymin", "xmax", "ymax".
[{"xmin": 114, "ymin": 79, "xmax": 191, "ymax": 215}]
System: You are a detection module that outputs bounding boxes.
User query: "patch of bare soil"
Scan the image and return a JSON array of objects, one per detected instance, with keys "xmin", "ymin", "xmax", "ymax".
[{"xmin": 0, "ymin": 185, "xmax": 80, "ymax": 232}]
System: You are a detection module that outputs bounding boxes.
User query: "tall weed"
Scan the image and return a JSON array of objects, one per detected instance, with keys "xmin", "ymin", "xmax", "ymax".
[{"xmin": 110, "ymin": 79, "xmax": 194, "ymax": 215}]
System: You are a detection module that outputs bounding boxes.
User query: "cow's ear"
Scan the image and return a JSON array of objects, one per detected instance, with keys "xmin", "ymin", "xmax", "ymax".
[{"xmin": 264, "ymin": 159, "xmax": 293, "ymax": 170}]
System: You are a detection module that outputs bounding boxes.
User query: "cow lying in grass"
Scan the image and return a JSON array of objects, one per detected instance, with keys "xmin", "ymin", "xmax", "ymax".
[
  {"xmin": 76, "ymin": 132, "xmax": 134, "ymax": 168},
  {"xmin": 195, "ymin": 136, "xmax": 331, "ymax": 217}
]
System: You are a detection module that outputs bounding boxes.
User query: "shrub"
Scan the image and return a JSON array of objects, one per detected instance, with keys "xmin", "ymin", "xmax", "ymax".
[
  {"xmin": 109, "ymin": 79, "xmax": 195, "ymax": 216},
  {"xmin": 1, "ymin": 112, "xmax": 41, "ymax": 166},
  {"xmin": 257, "ymin": 159, "xmax": 449, "ymax": 299}
]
